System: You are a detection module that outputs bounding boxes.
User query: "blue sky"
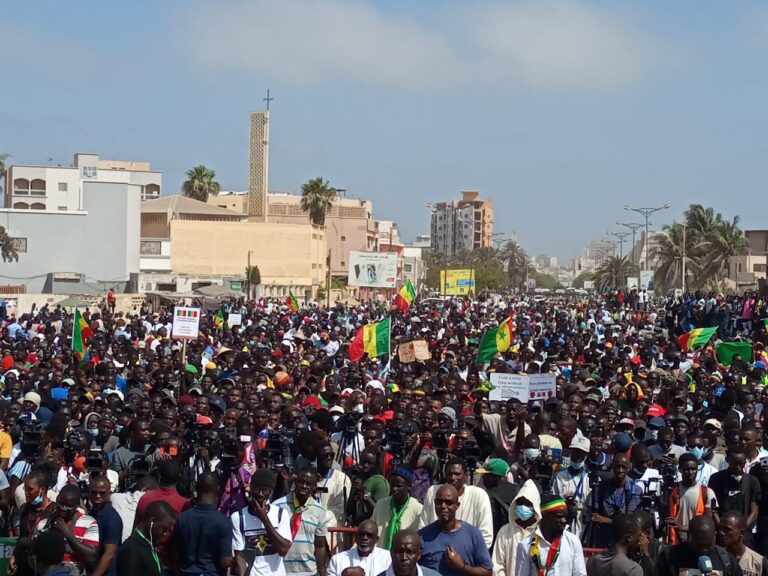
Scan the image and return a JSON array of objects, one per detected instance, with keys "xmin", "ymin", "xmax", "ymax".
[{"xmin": 2, "ymin": 1, "xmax": 768, "ymax": 261}]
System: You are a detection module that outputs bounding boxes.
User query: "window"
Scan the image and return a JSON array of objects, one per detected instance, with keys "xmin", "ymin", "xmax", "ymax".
[
  {"xmin": 340, "ymin": 261, "xmax": 346, "ymax": 267},
  {"xmin": 340, "ymin": 236, "xmax": 346, "ymax": 241},
  {"xmin": 140, "ymin": 241, "xmax": 162, "ymax": 255},
  {"xmin": 58, "ymin": 206, "xmax": 67, "ymax": 211},
  {"xmin": 58, "ymin": 182, "xmax": 68, "ymax": 192},
  {"xmin": 754, "ymin": 264, "xmax": 766, "ymax": 273},
  {"xmin": 82, "ymin": 166, "xmax": 97, "ymax": 178},
  {"xmin": 11, "ymin": 238, "xmax": 27, "ymax": 253},
  {"xmin": 404, "ymin": 264, "xmax": 413, "ymax": 272}
]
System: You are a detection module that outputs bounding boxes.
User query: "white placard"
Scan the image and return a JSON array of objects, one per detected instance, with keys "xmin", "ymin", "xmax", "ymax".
[
  {"xmin": 228, "ymin": 313, "xmax": 242, "ymax": 327},
  {"xmin": 528, "ymin": 373, "xmax": 556, "ymax": 401},
  {"xmin": 172, "ymin": 306, "xmax": 201, "ymax": 339},
  {"xmin": 347, "ymin": 251, "xmax": 398, "ymax": 288},
  {"xmin": 489, "ymin": 373, "xmax": 528, "ymax": 402}
]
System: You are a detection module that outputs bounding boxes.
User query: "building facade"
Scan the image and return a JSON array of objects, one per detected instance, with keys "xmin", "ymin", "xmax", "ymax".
[
  {"xmin": 0, "ymin": 181, "xmax": 141, "ymax": 294},
  {"xmin": 430, "ymin": 191, "xmax": 494, "ymax": 257}
]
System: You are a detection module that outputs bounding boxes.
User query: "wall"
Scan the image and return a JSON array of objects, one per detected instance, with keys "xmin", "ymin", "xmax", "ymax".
[
  {"xmin": 0, "ymin": 181, "xmax": 141, "ymax": 293},
  {"xmin": 170, "ymin": 220, "xmax": 327, "ymax": 288}
]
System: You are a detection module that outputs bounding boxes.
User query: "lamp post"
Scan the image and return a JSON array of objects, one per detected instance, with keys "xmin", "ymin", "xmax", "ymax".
[
  {"xmin": 682, "ymin": 222, "xmax": 686, "ymax": 294},
  {"xmin": 616, "ymin": 221, "xmax": 645, "ymax": 266},
  {"xmin": 623, "ymin": 204, "xmax": 670, "ymax": 270},
  {"xmin": 607, "ymin": 231, "xmax": 630, "ymax": 259}
]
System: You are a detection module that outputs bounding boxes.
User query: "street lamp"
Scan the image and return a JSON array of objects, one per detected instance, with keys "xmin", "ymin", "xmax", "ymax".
[
  {"xmin": 616, "ymin": 221, "xmax": 645, "ymax": 265},
  {"xmin": 623, "ymin": 204, "xmax": 670, "ymax": 270},
  {"xmin": 607, "ymin": 231, "xmax": 630, "ymax": 259}
]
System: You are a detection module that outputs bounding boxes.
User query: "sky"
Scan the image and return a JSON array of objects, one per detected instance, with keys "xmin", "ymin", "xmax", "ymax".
[{"xmin": 2, "ymin": 0, "xmax": 768, "ymax": 262}]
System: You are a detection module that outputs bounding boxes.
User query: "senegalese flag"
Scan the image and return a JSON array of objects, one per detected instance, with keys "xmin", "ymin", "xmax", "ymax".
[
  {"xmin": 73, "ymin": 308, "xmax": 93, "ymax": 362},
  {"xmin": 678, "ymin": 327, "xmax": 717, "ymax": 352},
  {"xmin": 287, "ymin": 290, "xmax": 299, "ymax": 313},
  {"xmin": 476, "ymin": 316, "xmax": 514, "ymax": 363},
  {"xmin": 349, "ymin": 317, "xmax": 391, "ymax": 362},
  {"xmin": 763, "ymin": 318, "xmax": 768, "ymax": 330},
  {"xmin": 393, "ymin": 279, "xmax": 416, "ymax": 312},
  {"xmin": 213, "ymin": 310, "xmax": 224, "ymax": 329}
]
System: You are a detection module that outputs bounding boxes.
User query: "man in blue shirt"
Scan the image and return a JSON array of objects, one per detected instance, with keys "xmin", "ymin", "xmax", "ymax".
[
  {"xmin": 89, "ymin": 476, "xmax": 123, "ymax": 576},
  {"xmin": 417, "ymin": 485, "xmax": 492, "ymax": 576},
  {"xmin": 172, "ymin": 472, "xmax": 234, "ymax": 576}
]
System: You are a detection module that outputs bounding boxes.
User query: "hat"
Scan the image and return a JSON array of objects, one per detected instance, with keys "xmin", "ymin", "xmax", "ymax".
[
  {"xmin": 584, "ymin": 389, "xmax": 602, "ymax": 404},
  {"xmin": 570, "ymin": 436, "xmax": 590, "ymax": 453},
  {"xmin": 646, "ymin": 404, "xmax": 666, "ymax": 417},
  {"xmin": 438, "ymin": 406, "xmax": 456, "ymax": 424},
  {"xmin": 391, "ymin": 465, "xmax": 415, "ymax": 483},
  {"xmin": 251, "ymin": 468, "xmax": 277, "ymax": 489},
  {"xmin": 209, "ymin": 395, "xmax": 226, "ymax": 414},
  {"xmin": 477, "ymin": 458, "xmax": 510, "ymax": 477},
  {"xmin": 648, "ymin": 417, "xmax": 665, "ymax": 429},
  {"xmin": 329, "ymin": 405, "xmax": 345, "ymax": 415},
  {"xmin": 103, "ymin": 389, "xmax": 124, "ymax": 402},
  {"xmin": 617, "ymin": 418, "xmax": 635, "ymax": 428},
  {"xmin": 612, "ymin": 432, "xmax": 634, "ymax": 452},
  {"xmin": 161, "ymin": 389, "xmax": 177, "ymax": 405},
  {"xmin": 188, "ymin": 385, "xmax": 204, "ymax": 396},
  {"xmin": 23, "ymin": 391, "xmax": 41, "ymax": 409},
  {"xmin": 61, "ymin": 378, "xmax": 76, "ymax": 387},
  {"xmin": 540, "ymin": 495, "xmax": 568, "ymax": 514},
  {"xmin": 366, "ymin": 380, "xmax": 385, "ymax": 393},
  {"xmin": 274, "ymin": 372, "xmax": 291, "ymax": 387},
  {"xmin": 671, "ymin": 414, "xmax": 689, "ymax": 424},
  {"xmin": 703, "ymin": 418, "xmax": 723, "ymax": 431},
  {"xmin": 304, "ymin": 395, "xmax": 322, "ymax": 408},
  {"xmin": 184, "ymin": 364, "xmax": 198, "ymax": 375}
]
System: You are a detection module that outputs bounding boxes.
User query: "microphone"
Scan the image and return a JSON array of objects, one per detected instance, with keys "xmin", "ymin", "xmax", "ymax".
[{"xmin": 698, "ymin": 556, "xmax": 713, "ymax": 575}]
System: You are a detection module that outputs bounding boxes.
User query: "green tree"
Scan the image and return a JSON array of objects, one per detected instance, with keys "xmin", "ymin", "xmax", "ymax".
[
  {"xmin": 534, "ymin": 272, "xmax": 557, "ymax": 289},
  {"xmin": 594, "ymin": 256, "xmax": 638, "ymax": 291},
  {"xmin": 331, "ymin": 276, "xmax": 347, "ymax": 289},
  {"xmin": 0, "ymin": 226, "xmax": 19, "ymax": 263},
  {"xmin": 300, "ymin": 177, "xmax": 336, "ymax": 226},
  {"xmin": 0, "ymin": 153, "xmax": 8, "ymax": 195},
  {"xmin": 499, "ymin": 240, "xmax": 531, "ymax": 289},
  {"xmin": 245, "ymin": 264, "xmax": 261, "ymax": 298},
  {"xmin": 182, "ymin": 165, "xmax": 221, "ymax": 202},
  {"xmin": 572, "ymin": 271, "xmax": 595, "ymax": 289}
]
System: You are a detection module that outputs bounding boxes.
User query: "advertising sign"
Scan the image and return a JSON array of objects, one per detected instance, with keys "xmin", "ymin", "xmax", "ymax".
[
  {"xmin": 489, "ymin": 373, "xmax": 528, "ymax": 402},
  {"xmin": 439, "ymin": 269, "xmax": 476, "ymax": 296},
  {"xmin": 172, "ymin": 307, "xmax": 201, "ymax": 339},
  {"xmin": 640, "ymin": 270, "xmax": 654, "ymax": 291},
  {"xmin": 626, "ymin": 277, "xmax": 639, "ymax": 290},
  {"xmin": 348, "ymin": 251, "xmax": 398, "ymax": 288}
]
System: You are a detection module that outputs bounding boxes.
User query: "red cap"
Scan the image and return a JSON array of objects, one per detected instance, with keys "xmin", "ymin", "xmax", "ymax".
[
  {"xmin": 646, "ymin": 403, "xmax": 666, "ymax": 417},
  {"xmin": 178, "ymin": 394, "xmax": 195, "ymax": 407},
  {"xmin": 1, "ymin": 356, "xmax": 13, "ymax": 371},
  {"xmin": 304, "ymin": 395, "xmax": 322, "ymax": 407}
]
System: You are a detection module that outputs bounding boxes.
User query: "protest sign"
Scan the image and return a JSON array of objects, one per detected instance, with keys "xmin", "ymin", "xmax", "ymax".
[
  {"xmin": 528, "ymin": 373, "xmax": 557, "ymax": 401},
  {"xmin": 172, "ymin": 307, "xmax": 200, "ymax": 339},
  {"xmin": 489, "ymin": 373, "xmax": 528, "ymax": 402}
]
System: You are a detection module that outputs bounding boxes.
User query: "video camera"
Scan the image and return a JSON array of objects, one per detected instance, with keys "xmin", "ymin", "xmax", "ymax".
[
  {"xmin": 531, "ymin": 448, "xmax": 562, "ymax": 494},
  {"xmin": 20, "ymin": 421, "xmax": 44, "ymax": 458},
  {"xmin": 262, "ymin": 429, "xmax": 294, "ymax": 471}
]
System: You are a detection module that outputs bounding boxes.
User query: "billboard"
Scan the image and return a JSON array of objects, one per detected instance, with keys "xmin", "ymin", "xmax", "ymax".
[
  {"xmin": 640, "ymin": 270, "xmax": 654, "ymax": 291},
  {"xmin": 348, "ymin": 251, "xmax": 398, "ymax": 288},
  {"xmin": 440, "ymin": 269, "xmax": 475, "ymax": 296}
]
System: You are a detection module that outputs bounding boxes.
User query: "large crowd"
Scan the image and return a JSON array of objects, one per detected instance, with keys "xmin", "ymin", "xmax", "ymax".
[{"xmin": 1, "ymin": 289, "xmax": 767, "ymax": 576}]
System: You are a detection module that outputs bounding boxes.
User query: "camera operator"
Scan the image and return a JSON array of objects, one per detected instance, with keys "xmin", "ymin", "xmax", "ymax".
[
  {"xmin": 553, "ymin": 436, "xmax": 591, "ymax": 539},
  {"xmin": 110, "ymin": 419, "xmax": 163, "ymax": 486},
  {"xmin": 666, "ymin": 453, "xmax": 715, "ymax": 545},
  {"xmin": 315, "ymin": 441, "xmax": 351, "ymax": 527},
  {"xmin": 628, "ymin": 443, "xmax": 662, "ymax": 500},
  {"xmin": 418, "ymin": 457, "xmax": 493, "ymax": 549},
  {"xmin": 346, "ymin": 448, "xmax": 389, "ymax": 526},
  {"xmin": 217, "ymin": 435, "xmax": 252, "ymax": 515}
]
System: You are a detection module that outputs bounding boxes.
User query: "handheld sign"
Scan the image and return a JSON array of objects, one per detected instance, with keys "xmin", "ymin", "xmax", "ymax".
[{"xmin": 172, "ymin": 307, "xmax": 201, "ymax": 339}]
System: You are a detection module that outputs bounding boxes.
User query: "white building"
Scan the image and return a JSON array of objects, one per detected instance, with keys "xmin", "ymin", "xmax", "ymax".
[
  {"xmin": 403, "ymin": 235, "xmax": 431, "ymax": 292},
  {"xmin": 4, "ymin": 152, "xmax": 162, "ymax": 212}
]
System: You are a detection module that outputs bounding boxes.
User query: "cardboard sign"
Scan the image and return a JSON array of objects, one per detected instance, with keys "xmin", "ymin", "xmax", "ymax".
[
  {"xmin": 489, "ymin": 373, "xmax": 528, "ymax": 402},
  {"xmin": 172, "ymin": 307, "xmax": 201, "ymax": 339},
  {"xmin": 528, "ymin": 373, "xmax": 557, "ymax": 401},
  {"xmin": 398, "ymin": 340, "xmax": 431, "ymax": 363},
  {"xmin": 227, "ymin": 313, "xmax": 242, "ymax": 327}
]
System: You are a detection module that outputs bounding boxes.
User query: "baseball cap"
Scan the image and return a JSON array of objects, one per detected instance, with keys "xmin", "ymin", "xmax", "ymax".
[
  {"xmin": 476, "ymin": 458, "xmax": 510, "ymax": 477},
  {"xmin": 703, "ymin": 418, "xmax": 723, "ymax": 431},
  {"xmin": 648, "ymin": 417, "xmax": 666, "ymax": 429},
  {"xmin": 570, "ymin": 436, "xmax": 591, "ymax": 453}
]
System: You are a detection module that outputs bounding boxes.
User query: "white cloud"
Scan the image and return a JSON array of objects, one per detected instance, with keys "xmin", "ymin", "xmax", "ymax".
[{"xmin": 179, "ymin": 0, "xmax": 669, "ymax": 92}]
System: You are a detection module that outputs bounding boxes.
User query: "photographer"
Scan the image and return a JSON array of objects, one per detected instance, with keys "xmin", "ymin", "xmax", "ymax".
[
  {"xmin": 346, "ymin": 447, "xmax": 389, "ymax": 526},
  {"xmin": 315, "ymin": 441, "xmax": 351, "ymax": 527},
  {"xmin": 110, "ymin": 419, "xmax": 162, "ymax": 485},
  {"xmin": 553, "ymin": 436, "xmax": 591, "ymax": 539}
]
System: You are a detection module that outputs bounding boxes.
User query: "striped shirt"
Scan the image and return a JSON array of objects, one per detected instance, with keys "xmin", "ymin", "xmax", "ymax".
[
  {"xmin": 35, "ymin": 509, "xmax": 100, "ymax": 575},
  {"xmin": 273, "ymin": 495, "xmax": 328, "ymax": 576}
]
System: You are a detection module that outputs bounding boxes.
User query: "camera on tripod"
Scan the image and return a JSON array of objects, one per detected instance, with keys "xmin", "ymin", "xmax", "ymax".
[{"xmin": 531, "ymin": 448, "xmax": 562, "ymax": 494}]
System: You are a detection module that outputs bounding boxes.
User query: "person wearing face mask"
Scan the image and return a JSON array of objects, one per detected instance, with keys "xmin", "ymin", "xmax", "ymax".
[
  {"xmin": 627, "ymin": 444, "xmax": 662, "ymax": 498},
  {"xmin": 116, "ymin": 500, "xmax": 177, "ymax": 576},
  {"xmin": 11, "ymin": 469, "xmax": 54, "ymax": 576},
  {"xmin": 90, "ymin": 415, "xmax": 120, "ymax": 453},
  {"xmin": 553, "ymin": 436, "xmax": 591, "ymax": 539},
  {"xmin": 491, "ymin": 480, "xmax": 541, "ymax": 576},
  {"xmin": 509, "ymin": 434, "xmax": 541, "ymax": 484},
  {"xmin": 709, "ymin": 450, "xmax": 761, "ymax": 547},
  {"xmin": 683, "ymin": 431, "xmax": 718, "ymax": 487}
]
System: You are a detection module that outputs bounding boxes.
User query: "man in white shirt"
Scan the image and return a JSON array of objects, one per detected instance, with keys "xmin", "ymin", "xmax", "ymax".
[
  {"xmin": 514, "ymin": 495, "xmax": 586, "ymax": 576},
  {"xmin": 328, "ymin": 520, "xmax": 391, "ymax": 576},
  {"xmin": 232, "ymin": 469, "xmax": 293, "ymax": 576}
]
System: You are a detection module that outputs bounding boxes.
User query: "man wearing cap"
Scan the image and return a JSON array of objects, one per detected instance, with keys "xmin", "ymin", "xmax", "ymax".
[
  {"xmin": 553, "ymin": 436, "xmax": 591, "ymax": 539},
  {"xmin": 232, "ymin": 469, "xmax": 292, "ymax": 576},
  {"xmin": 371, "ymin": 465, "xmax": 423, "ymax": 550},
  {"xmin": 514, "ymin": 494, "xmax": 587, "ymax": 576},
  {"xmin": 476, "ymin": 458, "xmax": 517, "ymax": 540}
]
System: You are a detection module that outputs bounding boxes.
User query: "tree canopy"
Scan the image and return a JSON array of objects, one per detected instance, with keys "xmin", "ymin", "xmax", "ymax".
[{"xmin": 181, "ymin": 165, "xmax": 221, "ymax": 203}]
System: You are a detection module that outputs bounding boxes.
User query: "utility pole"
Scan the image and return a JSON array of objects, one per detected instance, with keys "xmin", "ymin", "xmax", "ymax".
[
  {"xmin": 607, "ymin": 231, "xmax": 631, "ymax": 259},
  {"xmin": 326, "ymin": 249, "xmax": 332, "ymax": 309},
  {"xmin": 624, "ymin": 204, "xmax": 671, "ymax": 270},
  {"xmin": 682, "ymin": 223, "xmax": 687, "ymax": 294},
  {"xmin": 617, "ymin": 221, "xmax": 645, "ymax": 266}
]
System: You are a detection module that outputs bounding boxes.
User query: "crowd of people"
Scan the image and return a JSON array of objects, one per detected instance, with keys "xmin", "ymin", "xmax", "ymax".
[{"xmin": 0, "ymin": 289, "xmax": 767, "ymax": 576}]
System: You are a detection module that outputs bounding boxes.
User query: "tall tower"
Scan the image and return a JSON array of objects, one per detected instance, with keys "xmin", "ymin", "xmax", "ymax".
[{"xmin": 248, "ymin": 110, "xmax": 269, "ymax": 221}]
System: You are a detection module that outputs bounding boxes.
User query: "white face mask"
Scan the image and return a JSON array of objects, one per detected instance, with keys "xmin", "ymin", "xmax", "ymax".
[{"xmin": 524, "ymin": 448, "xmax": 541, "ymax": 461}]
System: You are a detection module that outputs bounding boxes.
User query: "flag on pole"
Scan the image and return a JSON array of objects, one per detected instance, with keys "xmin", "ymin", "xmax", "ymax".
[
  {"xmin": 476, "ymin": 317, "xmax": 514, "ymax": 363},
  {"xmin": 214, "ymin": 310, "xmax": 224, "ymax": 329},
  {"xmin": 287, "ymin": 290, "xmax": 299, "ymax": 313},
  {"xmin": 715, "ymin": 341, "xmax": 753, "ymax": 365},
  {"xmin": 678, "ymin": 327, "xmax": 717, "ymax": 352},
  {"xmin": 349, "ymin": 317, "xmax": 391, "ymax": 362},
  {"xmin": 393, "ymin": 279, "xmax": 416, "ymax": 312},
  {"xmin": 73, "ymin": 308, "xmax": 93, "ymax": 362}
]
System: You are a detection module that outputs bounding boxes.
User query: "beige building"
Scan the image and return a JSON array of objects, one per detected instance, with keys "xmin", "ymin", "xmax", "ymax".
[
  {"xmin": 728, "ymin": 230, "xmax": 768, "ymax": 291},
  {"xmin": 209, "ymin": 191, "xmax": 377, "ymax": 279},
  {"xmin": 140, "ymin": 195, "xmax": 327, "ymax": 298},
  {"xmin": 4, "ymin": 152, "xmax": 162, "ymax": 211},
  {"xmin": 430, "ymin": 190, "xmax": 494, "ymax": 257}
]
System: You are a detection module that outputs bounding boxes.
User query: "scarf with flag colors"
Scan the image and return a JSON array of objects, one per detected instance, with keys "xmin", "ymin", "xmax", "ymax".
[
  {"xmin": 213, "ymin": 309, "xmax": 224, "ymax": 329},
  {"xmin": 73, "ymin": 308, "xmax": 93, "ymax": 362},
  {"xmin": 349, "ymin": 317, "xmax": 391, "ymax": 362},
  {"xmin": 393, "ymin": 279, "xmax": 416, "ymax": 312},
  {"xmin": 476, "ymin": 316, "xmax": 514, "ymax": 363},
  {"xmin": 287, "ymin": 290, "xmax": 299, "ymax": 313},
  {"xmin": 678, "ymin": 326, "xmax": 717, "ymax": 352}
]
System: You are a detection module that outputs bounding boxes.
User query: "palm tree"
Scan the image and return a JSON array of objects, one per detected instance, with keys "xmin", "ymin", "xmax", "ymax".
[
  {"xmin": 0, "ymin": 153, "xmax": 9, "ymax": 195},
  {"xmin": 652, "ymin": 221, "xmax": 708, "ymax": 292},
  {"xmin": 0, "ymin": 226, "xmax": 18, "ymax": 263},
  {"xmin": 594, "ymin": 256, "xmax": 638, "ymax": 291},
  {"xmin": 181, "ymin": 165, "xmax": 221, "ymax": 202},
  {"xmin": 300, "ymin": 177, "xmax": 336, "ymax": 226},
  {"xmin": 245, "ymin": 264, "xmax": 261, "ymax": 298},
  {"xmin": 499, "ymin": 240, "xmax": 530, "ymax": 289},
  {"xmin": 704, "ymin": 216, "xmax": 747, "ymax": 281}
]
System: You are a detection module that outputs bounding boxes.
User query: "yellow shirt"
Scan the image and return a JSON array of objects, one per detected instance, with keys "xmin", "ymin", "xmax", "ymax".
[{"xmin": 0, "ymin": 431, "xmax": 12, "ymax": 459}]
